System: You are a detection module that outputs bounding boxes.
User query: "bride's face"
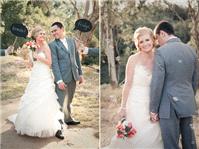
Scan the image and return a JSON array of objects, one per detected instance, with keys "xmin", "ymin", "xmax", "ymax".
[
  {"xmin": 138, "ymin": 34, "xmax": 154, "ymax": 53},
  {"xmin": 35, "ymin": 31, "xmax": 46, "ymax": 42}
]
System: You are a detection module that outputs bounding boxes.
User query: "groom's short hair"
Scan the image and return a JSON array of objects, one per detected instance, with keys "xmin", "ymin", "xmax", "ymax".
[
  {"xmin": 154, "ymin": 20, "xmax": 174, "ymax": 35},
  {"xmin": 51, "ymin": 22, "xmax": 63, "ymax": 29}
]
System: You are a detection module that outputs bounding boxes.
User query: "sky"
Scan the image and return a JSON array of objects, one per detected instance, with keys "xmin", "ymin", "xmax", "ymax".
[{"xmin": 145, "ymin": 0, "xmax": 189, "ymax": 6}]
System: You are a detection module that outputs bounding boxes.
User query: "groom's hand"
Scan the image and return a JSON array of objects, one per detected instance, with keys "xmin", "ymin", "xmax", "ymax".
[
  {"xmin": 58, "ymin": 82, "xmax": 67, "ymax": 90},
  {"xmin": 79, "ymin": 76, "xmax": 84, "ymax": 84}
]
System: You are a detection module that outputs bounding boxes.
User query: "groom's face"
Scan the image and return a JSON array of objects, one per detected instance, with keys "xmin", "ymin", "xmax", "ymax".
[
  {"xmin": 51, "ymin": 25, "xmax": 64, "ymax": 39},
  {"xmin": 155, "ymin": 32, "xmax": 165, "ymax": 46}
]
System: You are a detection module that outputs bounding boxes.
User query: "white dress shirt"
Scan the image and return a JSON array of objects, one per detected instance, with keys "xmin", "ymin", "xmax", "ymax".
[
  {"xmin": 60, "ymin": 38, "xmax": 68, "ymax": 50},
  {"xmin": 57, "ymin": 38, "xmax": 69, "ymax": 84}
]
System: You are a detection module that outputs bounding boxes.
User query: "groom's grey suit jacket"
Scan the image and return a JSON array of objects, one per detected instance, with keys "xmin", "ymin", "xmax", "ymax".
[
  {"xmin": 150, "ymin": 38, "xmax": 198, "ymax": 118},
  {"xmin": 49, "ymin": 38, "xmax": 82, "ymax": 83}
]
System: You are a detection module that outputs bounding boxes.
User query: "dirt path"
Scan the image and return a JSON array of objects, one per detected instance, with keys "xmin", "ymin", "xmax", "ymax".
[{"xmin": 0, "ymin": 98, "xmax": 99, "ymax": 149}]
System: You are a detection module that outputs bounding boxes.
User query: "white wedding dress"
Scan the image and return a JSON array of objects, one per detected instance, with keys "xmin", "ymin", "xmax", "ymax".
[
  {"xmin": 105, "ymin": 64, "xmax": 163, "ymax": 149},
  {"xmin": 8, "ymin": 51, "xmax": 64, "ymax": 138}
]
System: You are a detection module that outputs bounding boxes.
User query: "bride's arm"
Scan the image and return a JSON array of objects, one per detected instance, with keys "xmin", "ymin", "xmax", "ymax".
[
  {"xmin": 120, "ymin": 55, "xmax": 136, "ymax": 109},
  {"xmin": 37, "ymin": 44, "xmax": 52, "ymax": 67},
  {"xmin": 26, "ymin": 50, "xmax": 33, "ymax": 68}
]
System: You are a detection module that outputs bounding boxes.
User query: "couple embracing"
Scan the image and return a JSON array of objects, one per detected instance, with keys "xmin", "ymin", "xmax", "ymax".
[
  {"xmin": 106, "ymin": 21, "xmax": 198, "ymax": 149},
  {"xmin": 8, "ymin": 22, "xmax": 83, "ymax": 140}
]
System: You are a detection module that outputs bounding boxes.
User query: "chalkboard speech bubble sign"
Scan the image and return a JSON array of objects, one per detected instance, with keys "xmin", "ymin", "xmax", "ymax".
[
  {"xmin": 74, "ymin": 19, "xmax": 92, "ymax": 32},
  {"xmin": 10, "ymin": 23, "xmax": 28, "ymax": 38}
]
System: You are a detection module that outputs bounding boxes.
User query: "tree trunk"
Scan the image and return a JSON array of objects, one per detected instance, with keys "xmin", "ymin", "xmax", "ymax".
[
  {"xmin": 188, "ymin": 0, "xmax": 199, "ymax": 57},
  {"xmin": 106, "ymin": 28, "xmax": 118, "ymax": 87},
  {"xmin": 102, "ymin": 1, "xmax": 118, "ymax": 87}
]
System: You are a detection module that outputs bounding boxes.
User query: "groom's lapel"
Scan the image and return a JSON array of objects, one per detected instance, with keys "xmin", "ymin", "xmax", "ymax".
[
  {"xmin": 66, "ymin": 38, "xmax": 75, "ymax": 64},
  {"xmin": 56, "ymin": 39, "xmax": 69, "ymax": 54},
  {"xmin": 66, "ymin": 38, "xmax": 73, "ymax": 56}
]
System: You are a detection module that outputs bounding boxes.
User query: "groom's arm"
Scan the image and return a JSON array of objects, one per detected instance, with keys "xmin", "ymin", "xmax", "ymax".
[
  {"xmin": 150, "ymin": 50, "xmax": 166, "ymax": 113},
  {"xmin": 192, "ymin": 54, "xmax": 198, "ymax": 95},
  {"xmin": 49, "ymin": 42, "xmax": 63, "ymax": 82},
  {"xmin": 73, "ymin": 40, "xmax": 83, "ymax": 76},
  {"xmin": 76, "ymin": 51, "xmax": 82, "ymax": 75}
]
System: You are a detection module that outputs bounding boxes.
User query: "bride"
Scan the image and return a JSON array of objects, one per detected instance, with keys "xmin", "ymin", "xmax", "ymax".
[
  {"xmin": 8, "ymin": 26, "xmax": 65, "ymax": 139},
  {"xmin": 105, "ymin": 27, "xmax": 163, "ymax": 149}
]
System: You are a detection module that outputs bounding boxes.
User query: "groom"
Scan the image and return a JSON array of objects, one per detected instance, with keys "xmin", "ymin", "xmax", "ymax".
[
  {"xmin": 150, "ymin": 20, "xmax": 198, "ymax": 149},
  {"xmin": 49, "ymin": 22, "xmax": 83, "ymax": 125}
]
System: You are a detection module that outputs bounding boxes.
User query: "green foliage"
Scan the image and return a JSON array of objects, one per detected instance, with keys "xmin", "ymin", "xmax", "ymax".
[
  {"xmin": 82, "ymin": 55, "xmax": 99, "ymax": 65},
  {"xmin": 174, "ymin": 21, "xmax": 191, "ymax": 43},
  {"xmin": 1, "ymin": 0, "xmax": 53, "ymax": 49},
  {"xmin": 1, "ymin": 0, "xmax": 26, "ymax": 49}
]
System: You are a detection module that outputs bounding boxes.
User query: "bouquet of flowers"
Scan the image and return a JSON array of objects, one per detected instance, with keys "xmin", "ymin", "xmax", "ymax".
[
  {"xmin": 116, "ymin": 118, "xmax": 137, "ymax": 139},
  {"xmin": 19, "ymin": 38, "xmax": 37, "ymax": 61},
  {"xmin": 23, "ymin": 39, "xmax": 37, "ymax": 52}
]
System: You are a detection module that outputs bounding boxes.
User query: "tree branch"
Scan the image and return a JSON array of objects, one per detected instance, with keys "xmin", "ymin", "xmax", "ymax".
[
  {"xmin": 163, "ymin": 0, "xmax": 186, "ymax": 24},
  {"xmin": 83, "ymin": 0, "xmax": 90, "ymax": 18},
  {"xmin": 69, "ymin": 0, "xmax": 80, "ymax": 19}
]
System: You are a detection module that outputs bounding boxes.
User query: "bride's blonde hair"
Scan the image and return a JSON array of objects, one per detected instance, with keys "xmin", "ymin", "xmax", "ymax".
[
  {"xmin": 31, "ymin": 26, "xmax": 44, "ymax": 40},
  {"xmin": 133, "ymin": 27, "xmax": 155, "ymax": 51}
]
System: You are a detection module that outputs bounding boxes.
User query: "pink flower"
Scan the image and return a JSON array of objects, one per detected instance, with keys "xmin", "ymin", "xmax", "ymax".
[
  {"xmin": 24, "ymin": 40, "xmax": 37, "ymax": 52},
  {"xmin": 116, "ymin": 124, "xmax": 124, "ymax": 130},
  {"xmin": 128, "ymin": 122, "xmax": 132, "ymax": 128},
  {"xmin": 25, "ymin": 41, "xmax": 32, "ymax": 46},
  {"xmin": 116, "ymin": 119, "xmax": 137, "ymax": 139},
  {"xmin": 117, "ymin": 133, "xmax": 125, "ymax": 138}
]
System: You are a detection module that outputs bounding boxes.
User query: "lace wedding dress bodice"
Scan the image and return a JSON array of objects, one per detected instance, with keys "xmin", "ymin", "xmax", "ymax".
[
  {"xmin": 128, "ymin": 64, "xmax": 152, "ymax": 104},
  {"xmin": 32, "ymin": 51, "xmax": 50, "ymax": 72},
  {"xmin": 132, "ymin": 64, "xmax": 152, "ymax": 87}
]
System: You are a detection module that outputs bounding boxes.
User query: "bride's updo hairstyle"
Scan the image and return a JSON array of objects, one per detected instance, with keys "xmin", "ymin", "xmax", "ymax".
[
  {"xmin": 31, "ymin": 26, "xmax": 44, "ymax": 41},
  {"xmin": 133, "ymin": 27, "xmax": 155, "ymax": 51}
]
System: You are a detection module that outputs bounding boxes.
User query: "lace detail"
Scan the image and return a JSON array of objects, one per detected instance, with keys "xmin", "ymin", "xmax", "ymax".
[{"xmin": 132, "ymin": 64, "xmax": 152, "ymax": 87}]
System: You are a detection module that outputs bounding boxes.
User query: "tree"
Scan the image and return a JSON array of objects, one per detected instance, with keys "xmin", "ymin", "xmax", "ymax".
[
  {"xmin": 101, "ymin": 0, "xmax": 118, "ymax": 87},
  {"xmin": 188, "ymin": 0, "xmax": 199, "ymax": 56},
  {"xmin": 100, "ymin": 0, "xmax": 145, "ymax": 87},
  {"xmin": 163, "ymin": 0, "xmax": 191, "ymax": 43},
  {"xmin": 1, "ymin": 0, "xmax": 26, "ymax": 49},
  {"xmin": 1, "ymin": 0, "xmax": 54, "ymax": 50},
  {"xmin": 70, "ymin": 0, "xmax": 99, "ymax": 46}
]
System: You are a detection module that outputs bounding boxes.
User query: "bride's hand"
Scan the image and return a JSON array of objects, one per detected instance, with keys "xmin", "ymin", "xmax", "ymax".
[
  {"xmin": 33, "ymin": 52, "xmax": 43, "ymax": 61},
  {"xmin": 117, "ymin": 107, "xmax": 126, "ymax": 119},
  {"xmin": 33, "ymin": 52, "xmax": 38, "ymax": 60}
]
